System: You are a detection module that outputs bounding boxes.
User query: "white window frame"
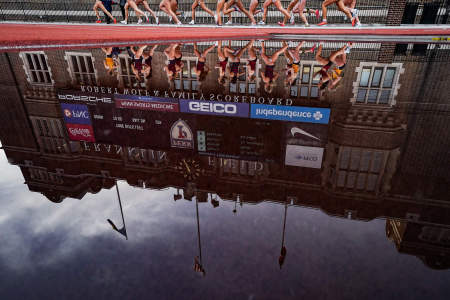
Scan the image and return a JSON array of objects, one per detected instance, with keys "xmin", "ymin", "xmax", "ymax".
[
  {"xmin": 289, "ymin": 60, "xmax": 322, "ymax": 99},
  {"xmin": 174, "ymin": 57, "xmax": 200, "ymax": 92},
  {"xmin": 117, "ymin": 53, "xmax": 143, "ymax": 88},
  {"xmin": 351, "ymin": 62, "xmax": 404, "ymax": 106},
  {"xmin": 65, "ymin": 51, "xmax": 98, "ymax": 86},
  {"xmin": 227, "ymin": 58, "xmax": 261, "ymax": 95},
  {"xmin": 20, "ymin": 51, "xmax": 54, "ymax": 86}
]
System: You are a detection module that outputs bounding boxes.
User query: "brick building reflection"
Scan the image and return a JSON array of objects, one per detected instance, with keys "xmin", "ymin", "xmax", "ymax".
[{"xmin": 0, "ymin": 41, "xmax": 449, "ymax": 269}]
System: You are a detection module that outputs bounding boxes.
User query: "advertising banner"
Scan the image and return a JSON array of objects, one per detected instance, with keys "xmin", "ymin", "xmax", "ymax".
[
  {"xmin": 65, "ymin": 124, "xmax": 96, "ymax": 142},
  {"xmin": 285, "ymin": 145, "xmax": 324, "ymax": 169},
  {"xmin": 180, "ymin": 99, "xmax": 249, "ymax": 118},
  {"xmin": 115, "ymin": 94, "xmax": 179, "ymax": 112},
  {"xmin": 61, "ymin": 103, "xmax": 92, "ymax": 125},
  {"xmin": 251, "ymin": 104, "xmax": 330, "ymax": 124}
]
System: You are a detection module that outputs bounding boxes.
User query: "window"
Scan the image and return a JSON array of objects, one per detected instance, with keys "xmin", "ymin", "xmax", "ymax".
[
  {"xmin": 290, "ymin": 63, "xmax": 321, "ymax": 99},
  {"xmin": 118, "ymin": 55, "xmax": 141, "ymax": 88},
  {"xmin": 174, "ymin": 58, "xmax": 199, "ymax": 92},
  {"xmin": 66, "ymin": 52, "xmax": 97, "ymax": 85},
  {"xmin": 228, "ymin": 58, "xmax": 258, "ymax": 95},
  {"xmin": 354, "ymin": 63, "xmax": 404, "ymax": 106},
  {"xmin": 335, "ymin": 147, "xmax": 386, "ymax": 192},
  {"xmin": 20, "ymin": 52, "xmax": 53, "ymax": 85}
]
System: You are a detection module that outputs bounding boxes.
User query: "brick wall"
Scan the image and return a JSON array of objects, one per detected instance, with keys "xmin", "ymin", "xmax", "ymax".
[{"xmin": 386, "ymin": 0, "xmax": 407, "ymax": 26}]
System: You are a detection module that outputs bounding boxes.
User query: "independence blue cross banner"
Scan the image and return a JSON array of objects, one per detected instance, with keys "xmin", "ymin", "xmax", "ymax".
[
  {"xmin": 250, "ymin": 104, "xmax": 330, "ymax": 124},
  {"xmin": 60, "ymin": 103, "xmax": 92, "ymax": 125}
]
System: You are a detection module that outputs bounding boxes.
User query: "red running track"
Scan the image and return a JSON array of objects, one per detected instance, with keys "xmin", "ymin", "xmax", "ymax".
[{"xmin": 1, "ymin": 23, "xmax": 449, "ymax": 50}]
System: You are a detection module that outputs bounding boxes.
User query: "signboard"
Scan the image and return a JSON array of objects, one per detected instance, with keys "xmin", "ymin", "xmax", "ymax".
[
  {"xmin": 170, "ymin": 119, "xmax": 194, "ymax": 149},
  {"xmin": 65, "ymin": 124, "xmax": 96, "ymax": 142},
  {"xmin": 251, "ymin": 104, "xmax": 330, "ymax": 124},
  {"xmin": 180, "ymin": 99, "xmax": 249, "ymax": 118},
  {"xmin": 115, "ymin": 94, "xmax": 179, "ymax": 112},
  {"xmin": 285, "ymin": 145, "xmax": 324, "ymax": 169},
  {"xmin": 194, "ymin": 117, "xmax": 282, "ymax": 162},
  {"xmin": 61, "ymin": 103, "xmax": 92, "ymax": 125}
]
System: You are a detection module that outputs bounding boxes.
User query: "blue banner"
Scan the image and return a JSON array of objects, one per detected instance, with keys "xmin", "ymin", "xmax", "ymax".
[
  {"xmin": 180, "ymin": 100, "xmax": 249, "ymax": 118},
  {"xmin": 250, "ymin": 104, "xmax": 330, "ymax": 124},
  {"xmin": 60, "ymin": 103, "xmax": 92, "ymax": 125}
]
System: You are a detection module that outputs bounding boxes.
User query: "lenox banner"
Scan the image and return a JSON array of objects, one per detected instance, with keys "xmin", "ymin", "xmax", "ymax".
[
  {"xmin": 251, "ymin": 104, "xmax": 330, "ymax": 124},
  {"xmin": 180, "ymin": 100, "xmax": 249, "ymax": 118}
]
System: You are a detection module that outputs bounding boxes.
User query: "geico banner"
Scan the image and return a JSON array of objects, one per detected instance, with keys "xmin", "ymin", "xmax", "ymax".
[
  {"xmin": 60, "ymin": 103, "xmax": 92, "ymax": 125},
  {"xmin": 251, "ymin": 104, "xmax": 330, "ymax": 124},
  {"xmin": 285, "ymin": 145, "xmax": 324, "ymax": 169},
  {"xmin": 180, "ymin": 99, "xmax": 249, "ymax": 118},
  {"xmin": 115, "ymin": 94, "xmax": 179, "ymax": 112}
]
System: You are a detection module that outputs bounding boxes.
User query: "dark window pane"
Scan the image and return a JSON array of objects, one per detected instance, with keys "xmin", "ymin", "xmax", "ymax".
[
  {"xmin": 383, "ymin": 68, "xmax": 396, "ymax": 88},
  {"xmin": 368, "ymin": 90, "xmax": 379, "ymax": 103},
  {"xmin": 302, "ymin": 66, "xmax": 310, "ymax": 83},
  {"xmin": 357, "ymin": 89, "xmax": 367, "ymax": 102},
  {"xmin": 86, "ymin": 56, "xmax": 94, "ymax": 73},
  {"xmin": 379, "ymin": 90, "xmax": 391, "ymax": 104},
  {"xmin": 360, "ymin": 68, "xmax": 371, "ymax": 87},
  {"xmin": 311, "ymin": 86, "xmax": 319, "ymax": 98},
  {"xmin": 71, "ymin": 56, "xmax": 79, "ymax": 72},
  {"xmin": 300, "ymin": 86, "xmax": 308, "ymax": 97},
  {"xmin": 40, "ymin": 54, "xmax": 48, "ymax": 70},
  {"xmin": 26, "ymin": 54, "xmax": 34, "ymax": 69},
  {"xmin": 371, "ymin": 68, "xmax": 383, "ymax": 87}
]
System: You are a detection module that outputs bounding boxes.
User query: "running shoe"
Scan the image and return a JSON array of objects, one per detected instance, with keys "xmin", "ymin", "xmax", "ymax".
[
  {"xmin": 356, "ymin": 21, "xmax": 361, "ymax": 27},
  {"xmin": 96, "ymin": 19, "xmax": 102, "ymax": 23},
  {"xmin": 351, "ymin": 17, "xmax": 356, "ymax": 27},
  {"xmin": 258, "ymin": 20, "xmax": 265, "ymax": 25},
  {"xmin": 113, "ymin": 18, "xmax": 117, "ymax": 24},
  {"xmin": 317, "ymin": 20, "xmax": 327, "ymax": 26},
  {"xmin": 309, "ymin": 44, "xmax": 317, "ymax": 52},
  {"xmin": 144, "ymin": 12, "xmax": 149, "ymax": 22},
  {"xmin": 189, "ymin": 20, "xmax": 195, "ymax": 25},
  {"xmin": 120, "ymin": 20, "xmax": 127, "ymax": 24},
  {"xmin": 277, "ymin": 22, "xmax": 285, "ymax": 27},
  {"xmin": 225, "ymin": 20, "xmax": 233, "ymax": 25},
  {"xmin": 289, "ymin": 14, "xmax": 295, "ymax": 25},
  {"xmin": 177, "ymin": 21, "xmax": 182, "ymax": 25},
  {"xmin": 169, "ymin": 16, "xmax": 172, "ymax": 22},
  {"xmin": 214, "ymin": 14, "xmax": 218, "ymax": 24},
  {"xmin": 155, "ymin": 17, "xmax": 159, "ymax": 25},
  {"xmin": 305, "ymin": 23, "xmax": 310, "ymax": 27},
  {"xmin": 315, "ymin": 9, "xmax": 320, "ymax": 19},
  {"xmin": 137, "ymin": 18, "xmax": 143, "ymax": 24}
]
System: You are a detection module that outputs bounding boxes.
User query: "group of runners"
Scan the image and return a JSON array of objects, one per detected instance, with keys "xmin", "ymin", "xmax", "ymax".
[
  {"xmin": 93, "ymin": 0, "xmax": 361, "ymax": 27},
  {"xmin": 102, "ymin": 40, "xmax": 352, "ymax": 94}
]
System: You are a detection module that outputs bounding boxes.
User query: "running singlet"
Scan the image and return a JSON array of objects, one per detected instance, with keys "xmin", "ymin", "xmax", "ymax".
[
  {"xmin": 265, "ymin": 65, "xmax": 275, "ymax": 81},
  {"xmin": 168, "ymin": 60, "xmax": 177, "ymax": 73},
  {"xmin": 219, "ymin": 58, "xmax": 228, "ymax": 72},
  {"xmin": 197, "ymin": 61, "xmax": 205, "ymax": 72},
  {"xmin": 105, "ymin": 57, "xmax": 114, "ymax": 69},
  {"xmin": 319, "ymin": 61, "xmax": 333, "ymax": 78},
  {"xmin": 175, "ymin": 55, "xmax": 183, "ymax": 66},
  {"xmin": 292, "ymin": 62, "xmax": 300, "ymax": 73},
  {"xmin": 133, "ymin": 57, "xmax": 143, "ymax": 72},
  {"xmin": 248, "ymin": 59, "xmax": 257, "ymax": 71},
  {"xmin": 230, "ymin": 62, "xmax": 240, "ymax": 75}
]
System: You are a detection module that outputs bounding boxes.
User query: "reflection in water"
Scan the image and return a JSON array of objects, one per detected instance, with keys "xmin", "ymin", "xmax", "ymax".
[{"xmin": 0, "ymin": 38, "xmax": 449, "ymax": 298}]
